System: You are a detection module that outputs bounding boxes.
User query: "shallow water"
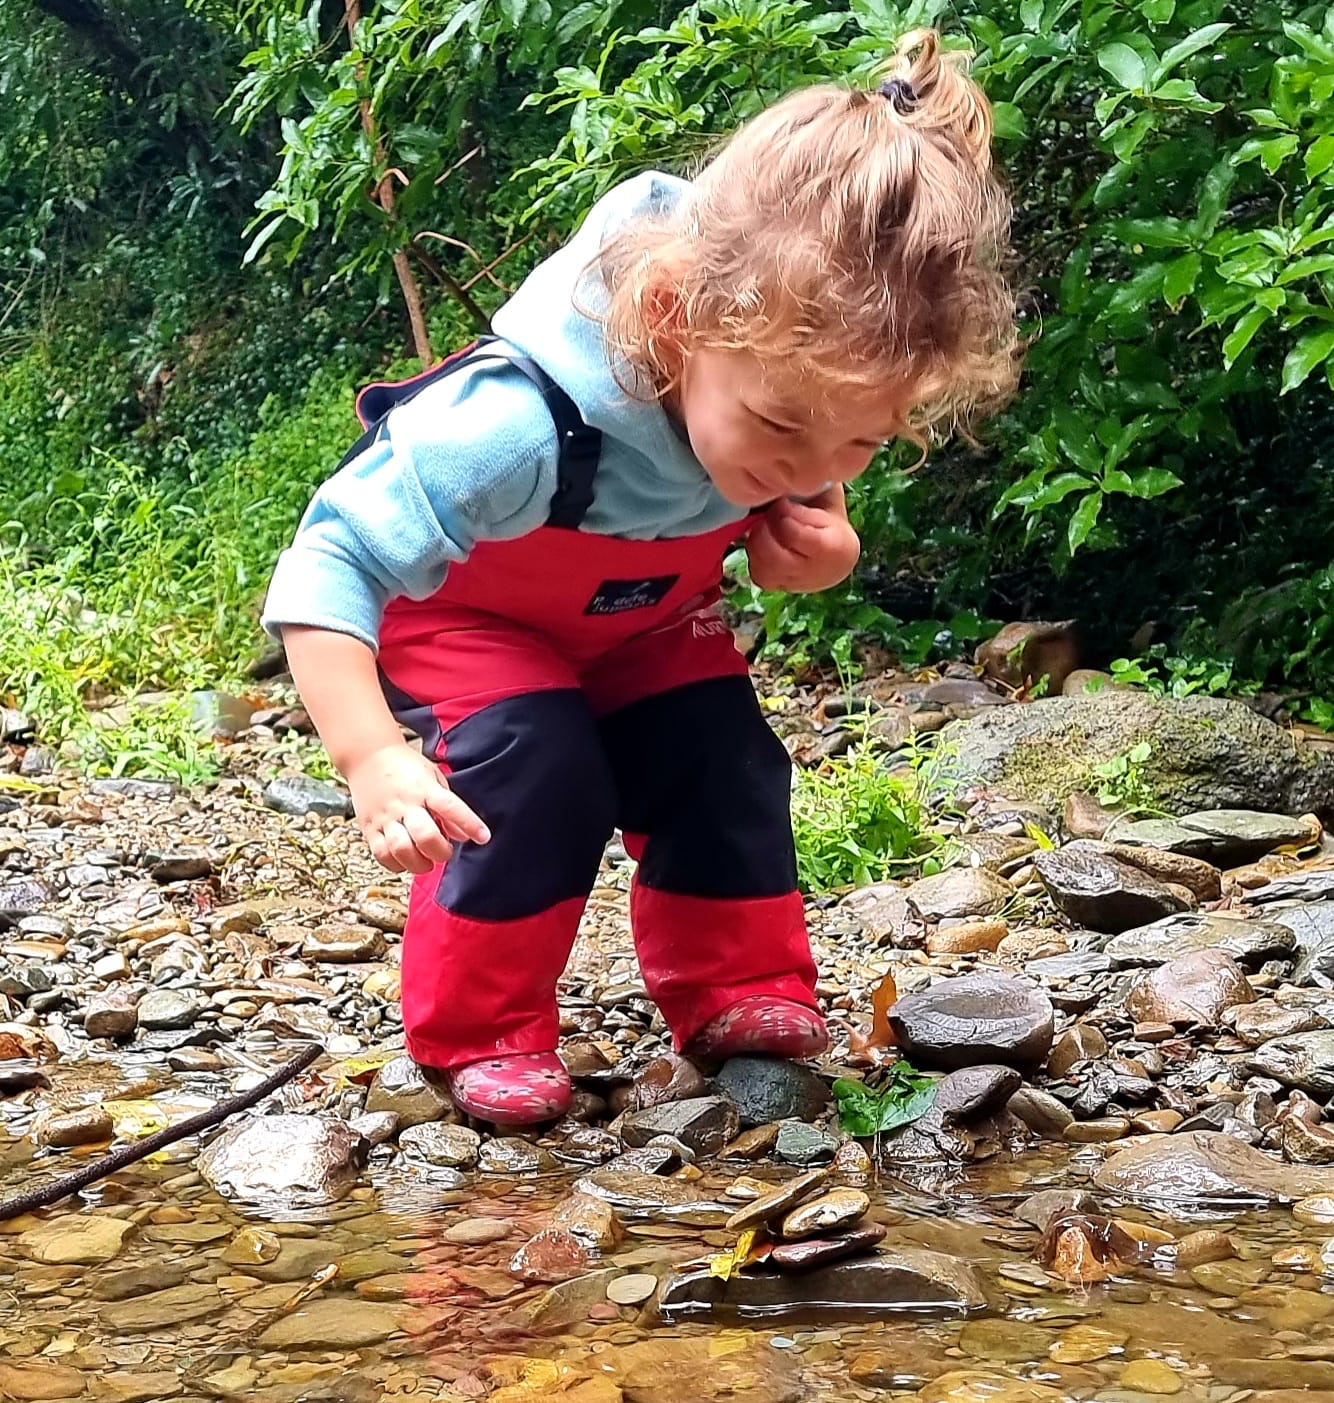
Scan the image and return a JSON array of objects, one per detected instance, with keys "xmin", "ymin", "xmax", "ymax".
[{"xmin": 1, "ymin": 1076, "xmax": 1330, "ymax": 1403}]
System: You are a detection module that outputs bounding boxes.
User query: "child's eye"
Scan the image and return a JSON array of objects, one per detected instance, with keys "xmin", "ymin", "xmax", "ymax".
[{"xmin": 756, "ymin": 413, "xmax": 800, "ymax": 436}]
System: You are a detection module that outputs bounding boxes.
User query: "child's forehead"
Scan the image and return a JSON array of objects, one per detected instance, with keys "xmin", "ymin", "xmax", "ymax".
[{"xmin": 751, "ymin": 363, "xmax": 910, "ymax": 428}]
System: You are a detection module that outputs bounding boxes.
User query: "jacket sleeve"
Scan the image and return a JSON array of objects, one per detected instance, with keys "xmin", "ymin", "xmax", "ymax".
[{"xmin": 260, "ymin": 362, "xmax": 559, "ymax": 652}]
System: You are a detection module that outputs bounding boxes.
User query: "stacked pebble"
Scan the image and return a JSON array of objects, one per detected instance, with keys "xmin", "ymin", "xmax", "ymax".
[{"xmin": 722, "ymin": 1167, "xmax": 885, "ymax": 1274}]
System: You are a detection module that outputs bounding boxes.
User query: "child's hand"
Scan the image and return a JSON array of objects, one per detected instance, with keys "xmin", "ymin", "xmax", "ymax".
[
  {"xmin": 345, "ymin": 743, "xmax": 490, "ymax": 874},
  {"xmin": 746, "ymin": 484, "xmax": 861, "ymax": 593}
]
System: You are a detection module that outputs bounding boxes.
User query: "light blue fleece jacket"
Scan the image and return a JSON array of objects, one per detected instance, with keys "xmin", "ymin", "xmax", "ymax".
[{"xmin": 260, "ymin": 171, "xmax": 748, "ymax": 652}]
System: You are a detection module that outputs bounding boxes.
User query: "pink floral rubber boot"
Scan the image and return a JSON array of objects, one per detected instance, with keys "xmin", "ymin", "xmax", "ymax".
[
  {"xmin": 440, "ymin": 1052, "xmax": 572, "ymax": 1128},
  {"xmin": 686, "ymin": 995, "xmax": 829, "ymax": 1060}
]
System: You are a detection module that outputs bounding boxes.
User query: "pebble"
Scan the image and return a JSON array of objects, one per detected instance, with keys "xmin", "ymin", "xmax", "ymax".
[
  {"xmin": 1119, "ymin": 1359, "xmax": 1185, "ymax": 1394},
  {"xmin": 442, "ymin": 1218, "xmax": 514, "ymax": 1246},
  {"xmin": 774, "ymin": 1120, "xmax": 839, "ymax": 1165},
  {"xmin": 606, "ymin": 1272, "xmax": 658, "ymax": 1305},
  {"xmin": 780, "ymin": 1187, "xmax": 870, "ymax": 1240}
]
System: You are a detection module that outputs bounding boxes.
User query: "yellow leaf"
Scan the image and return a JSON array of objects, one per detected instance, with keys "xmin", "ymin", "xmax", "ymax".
[
  {"xmin": 708, "ymin": 1228, "xmax": 759, "ymax": 1281},
  {"xmin": 102, "ymin": 1099, "xmax": 171, "ymax": 1137},
  {"xmin": 1024, "ymin": 821, "xmax": 1055, "ymax": 850}
]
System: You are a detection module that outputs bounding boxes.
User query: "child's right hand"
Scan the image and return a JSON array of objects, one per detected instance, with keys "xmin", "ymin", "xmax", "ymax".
[{"xmin": 345, "ymin": 743, "xmax": 491, "ymax": 874}]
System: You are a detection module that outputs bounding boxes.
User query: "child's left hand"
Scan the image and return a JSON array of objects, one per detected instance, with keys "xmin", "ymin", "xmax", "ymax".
[{"xmin": 745, "ymin": 484, "xmax": 861, "ymax": 593}]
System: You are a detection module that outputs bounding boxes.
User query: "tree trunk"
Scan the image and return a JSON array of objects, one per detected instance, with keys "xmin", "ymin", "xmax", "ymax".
[{"xmin": 344, "ymin": 0, "xmax": 434, "ymax": 366}]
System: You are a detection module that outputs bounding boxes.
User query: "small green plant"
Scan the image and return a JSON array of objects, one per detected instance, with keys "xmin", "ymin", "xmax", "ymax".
[
  {"xmin": 1091, "ymin": 740, "xmax": 1161, "ymax": 813},
  {"xmin": 791, "ymin": 734, "xmax": 962, "ymax": 893},
  {"xmin": 1109, "ymin": 648, "xmax": 1241, "ymax": 699},
  {"xmin": 833, "ymin": 1060, "xmax": 939, "ymax": 1137}
]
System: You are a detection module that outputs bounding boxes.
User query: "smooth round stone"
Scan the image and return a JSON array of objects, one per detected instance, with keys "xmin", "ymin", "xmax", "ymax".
[
  {"xmin": 780, "ymin": 1188, "xmax": 870, "ymax": 1241},
  {"xmin": 768, "ymin": 1222, "xmax": 887, "ymax": 1273},
  {"xmin": 477, "ymin": 1138, "xmax": 558, "ymax": 1174},
  {"xmin": 959, "ymin": 1317, "xmax": 1055, "ymax": 1364},
  {"xmin": 135, "ymin": 989, "xmax": 202, "ymax": 1030},
  {"xmin": 257, "ymin": 1297, "xmax": 402, "ymax": 1347},
  {"xmin": 607, "ymin": 1273, "xmax": 658, "ymax": 1305},
  {"xmin": 1118, "ymin": 1359, "xmax": 1184, "ymax": 1393},
  {"xmin": 443, "ymin": 1218, "xmax": 514, "ymax": 1246},
  {"xmin": 1063, "ymin": 1117, "xmax": 1130, "ymax": 1143},
  {"xmin": 1295, "ymin": 1194, "xmax": 1334, "ymax": 1226},
  {"xmin": 399, "ymin": 1122, "xmax": 481, "ymax": 1169},
  {"xmin": 887, "ymin": 972, "xmax": 1055, "ymax": 1071},
  {"xmin": 221, "ymin": 1227, "xmax": 281, "ymax": 1266},
  {"xmin": 1048, "ymin": 1322, "xmax": 1129, "ymax": 1363},
  {"xmin": 18, "ymin": 1215, "xmax": 130, "ymax": 1265}
]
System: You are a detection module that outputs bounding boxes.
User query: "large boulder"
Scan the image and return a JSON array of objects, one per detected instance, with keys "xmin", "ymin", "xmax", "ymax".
[{"xmin": 946, "ymin": 692, "xmax": 1334, "ymax": 820}]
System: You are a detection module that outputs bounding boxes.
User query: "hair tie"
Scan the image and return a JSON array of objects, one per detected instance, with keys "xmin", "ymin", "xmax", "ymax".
[{"xmin": 877, "ymin": 77, "xmax": 917, "ymax": 113}]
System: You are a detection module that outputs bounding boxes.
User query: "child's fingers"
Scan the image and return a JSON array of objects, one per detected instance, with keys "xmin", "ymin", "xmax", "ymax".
[
  {"xmin": 423, "ymin": 783, "xmax": 492, "ymax": 844},
  {"xmin": 400, "ymin": 807, "xmax": 455, "ymax": 867},
  {"xmin": 380, "ymin": 818, "xmax": 438, "ymax": 875},
  {"xmin": 768, "ymin": 510, "xmax": 826, "ymax": 556}
]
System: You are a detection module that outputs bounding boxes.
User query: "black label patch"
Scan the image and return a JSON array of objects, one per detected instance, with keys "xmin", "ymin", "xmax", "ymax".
[{"xmin": 584, "ymin": 574, "xmax": 679, "ymax": 616}]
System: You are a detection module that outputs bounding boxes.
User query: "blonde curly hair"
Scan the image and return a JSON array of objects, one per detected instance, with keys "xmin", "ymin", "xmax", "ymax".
[{"xmin": 592, "ymin": 29, "xmax": 1021, "ymax": 447}]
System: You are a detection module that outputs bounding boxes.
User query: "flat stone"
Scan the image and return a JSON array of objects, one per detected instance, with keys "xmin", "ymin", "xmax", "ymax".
[
  {"xmin": 774, "ymin": 1119, "xmax": 839, "ymax": 1164},
  {"xmin": 1119, "ymin": 1359, "xmax": 1185, "ymax": 1393},
  {"xmin": 550, "ymin": 1193, "xmax": 622, "ymax": 1251},
  {"xmin": 959, "ymin": 1318, "xmax": 1056, "ymax": 1364},
  {"xmin": 888, "ymin": 972, "xmax": 1055, "ymax": 1071},
  {"xmin": 607, "ymin": 1272, "xmax": 657, "ymax": 1305},
  {"xmin": 906, "ymin": 867, "xmax": 1013, "ymax": 921},
  {"xmin": 1251, "ymin": 868, "xmax": 1334, "ymax": 905},
  {"xmin": 134, "ymin": 989, "xmax": 202, "ymax": 1031},
  {"xmin": 610, "ymin": 1336, "xmax": 803, "ymax": 1403},
  {"xmin": 1123, "ymin": 948, "xmax": 1255, "ymax": 1026},
  {"xmin": 659, "ymin": 1246, "xmax": 988, "ymax": 1319},
  {"xmin": 0, "ymin": 1363, "xmax": 85, "ymax": 1400},
  {"xmin": 257, "ymin": 1298, "xmax": 402, "ymax": 1347},
  {"xmin": 928, "ymin": 920, "xmax": 1009, "ymax": 955},
  {"xmin": 1063, "ymin": 1116, "xmax": 1130, "ymax": 1143},
  {"xmin": 572, "ymin": 1167, "xmax": 703, "ymax": 1212},
  {"xmin": 1105, "ymin": 912, "xmax": 1295, "ymax": 968},
  {"xmin": 478, "ymin": 1138, "xmax": 558, "ymax": 1174},
  {"xmin": 1025, "ymin": 951, "xmax": 1112, "ymax": 981},
  {"xmin": 1110, "ymin": 809, "xmax": 1312, "ymax": 865},
  {"xmin": 243, "ymin": 1237, "xmax": 338, "ymax": 1283},
  {"xmin": 780, "ymin": 1187, "xmax": 869, "ymax": 1239},
  {"xmin": 33, "ymin": 1104, "xmax": 113, "ymax": 1148},
  {"xmin": 93, "ymin": 1262, "xmax": 190, "ymax": 1300},
  {"xmin": 1245, "ymin": 1030, "xmax": 1334, "ymax": 1097},
  {"xmin": 509, "ymin": 1228, "xmax": 591, "ymax": 1284},
  {"xmin": 621, "ymin": 1096, "xmax": 739, "ymax": 1157},
  {"xmin": 101, "ymin": 1283, "xmax": 225, "ymax": 1332},
  {"xmin": 1034, "ymin": 842, "xmax": 1189, "ymax": 934},
  {"xmin": 934, "ymin": 1064, "xmax": 1023, "ymax": 1122},
  {"xmin": 1008, "ymin": 1087, "xmax": 1075, "ymax": 1138},
  {"xmin": 262, "ymin": 775, "xmax": 353, "ymax": 818},
  {"xmin": 365, "ymin": 1055, "xmax": 454, "ymax": 1127},
  {"xmin": 725, "ymin": 1168, "xmax": 831, "ymax": 1231},
  {"xmin": 399, "ymin": 1121, "xmax": 480, "ymax": 1169},
  {"xmin": 515, "ymin": 1267, "xmax": 624, "ymax": 1330},
  {"xmin": 839, "ymin": 882, "xmax": 923, "ymax": 945},
  {"xmin": 1104, "ymin": 842, "xmax": 1222, "ymax": 901},
  {"xmin": 1095, "ymin": 1129, "xmax": 1334, "ymax": 1203},
  {"xmin": 769, "ymin": 1222, "xmax": 887, "ymax": 1273},
  {"xmin": 19, "ymin": 1214, "xmax": 131, "ymax": 1265},
  {"xmin": 714, "ymin": 1057, "xmax": 829, "ymax": 1128},
  {"xmin": 1047, "ymin": 1024, "xmax": 1108, "ymax": 1078},
  {"xmin": 198, "ymin": 1114, "xmax": 366, "ymax": 1206},
  {"xmin": 442, "ymin": 1218, "xmax": 514, "ymax": 1246},
  {"xmin": 1268, "ymin": 901, "xmax": 1334, "ymax": 985},
  {"xmin": 301, "ymin": 923, "xmax": 386, "ymax": 963},
  {"xmin": 1015, "ymin": 1189, "xmax": 1097, "ymax": 1231}
]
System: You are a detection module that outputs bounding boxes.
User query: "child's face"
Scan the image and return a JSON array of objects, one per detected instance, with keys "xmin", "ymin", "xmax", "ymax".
[{"xmin": 671, "ymin": 347, "xmax": 906, "ymax": 507}]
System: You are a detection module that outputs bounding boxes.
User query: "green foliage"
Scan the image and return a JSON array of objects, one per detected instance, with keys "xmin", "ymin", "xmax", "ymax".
[
  {"xmin": 791, "ymin": 734, "xmax": 961, "ymax": 892},
  {"xmin": 1090, "ymin": 738, "xmax": 1161, "ymax": 812},
  {"xmin": 832, "ymin": 1061, "xmax": 938, "ymax": 1137},
  {"xmin": 1108, "ymin": 647, "xmax": 1243, "ymax": 698}
]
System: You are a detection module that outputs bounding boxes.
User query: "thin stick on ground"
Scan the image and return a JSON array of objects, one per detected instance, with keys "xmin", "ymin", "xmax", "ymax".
[{"xmin": 0, "ymin": 1042, "xmax": 324, "ymax": 1222}]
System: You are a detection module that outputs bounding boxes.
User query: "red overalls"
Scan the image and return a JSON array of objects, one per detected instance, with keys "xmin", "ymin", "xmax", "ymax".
[{"xmin": 363, "ymin": 342, "xmax": 820, "ymax": 1071}]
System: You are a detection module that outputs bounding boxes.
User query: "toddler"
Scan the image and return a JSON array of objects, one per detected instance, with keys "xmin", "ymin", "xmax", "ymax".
[{"xmin": 262, "ymin": 30, "xmax": 1019, "ymax": 1127}]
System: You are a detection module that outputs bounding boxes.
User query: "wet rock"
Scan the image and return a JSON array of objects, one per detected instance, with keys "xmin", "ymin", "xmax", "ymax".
[
  {"xmin": 1016, "ymin": 1188, "xmax": 1097, "ymax": 1230},
  {"xmin": 478, "ymin": 1138, "xmax": 558, "ymax": 1174},
  {"xmin": 659, "ymin": 1246, "xmax": 987, "ymax": 1318},
  {"xmin": 399, "ymin": 1121, "xmax": 480, "ymax": 1169},
  {"xmin": 839, "ymin": 883, "xmax": 924, "ymax": 945},
  {"xmin": 220, "ymin": 1226, "xmax": 281, "ymax": 1266},
  {"xmin": 769, "ymin": 1222, "xmax": 887, "ymax": 1273},
  {"xmin": 780, "ymin": 1187, "xmax": 869, "ymax": 1238},
  {"xmin": 244, "ymin": 1237, "xmax": 339, "ymax": 1283},
  {"xmin": 551, "ymin": 1192, "xmax": 623, "ymax": 1251},
  {"xmin": 774, "ymin": 1119, "xmax": 839, "ymax": 1164},
  {"xmin": 1251, "ymin": 868, "xmax": 1334, "ymax": 905},
  {"xmin": 1118, "ymin": 1359, "xmax": 1185, "ymax": 1394},
  {"xmin": 83, "ymin": 985, "xmax": 141, "ymax": 1039},
  {"xmin": 611, "ymin": 1337, "xmax": 803, "ymax": 1403},
  {"xmin": 365, "ymin": 1055, "xmax": 454, "ymax": 1127},
  {"xmin": 1095, "ymin": 1129, "xmax": 1334, "ymax": 1202},
  {"xmin": 1246, "ymin": 1030, "xmax": 1334, "ymax": 1097},
  {"xmin": 1268, "ymin": 901, "xmax": 1334, "ymax": 985},
  {"xmin": 725, "ymin": 1168, "xmax": 831, "ymax": 1231},
  {"xmin": 262, "ymin": 774, "xmax": 353, "ymax": 818},
  {"xmin": 257, "ymin": 1298, "xmax": 402, "ymax": 1348},
  {"xmin": 946, "ymin": 691, "xmax": 1334, "ymax": 820},
  {"xmin": 349, "ymin": 1110, "xmax": 400, "ymax": 1145},
  {"xmin": 1104, "ymin": 842, "xmax": 1222, "ymax": 901},
  {"xmin": 90, "ymin": 777, "xmax": 176, "ymax": 801},
  {"xmin": 1113, "ymin": 808, "xmax": 1314, "ymax": 865},
  {"xmin": 1047, "ymin": 1024, "xmax": 1108, "ymax": 1078},
  {"xmin": 934, "ymin": 1064, "xmax": 1023, "ymax": 1122},
  {"xmin": 442, "ymin": 1218, "xmax": 514, "ymax": 1245},
  {"xmin": 1007, "ymin": 1087, "xmax": 1075, "ymax": 1138},
  {"xmin": 148, "ymin": 849, "xmax": 215, "ymax": 883},
  {"xmin": 198, "ymin": 1113, "xmax": 367, "ymax": 1206},
  {"xmin": 33, "ymin": 1104, "xmax": 113, "ymax": 1148},
  {"xmin": 301, "ymin": 923, "xmax": 386, "ymax": 963},
  {"xmin": 515, "ymin": 1267, "xmax": 625, "ymax": 1330},
  {"xmin": 630, "ymin": 1052, "xmax": 707, "ymax": 1110},
  {"xmin": 621, "ymin": 1096, "xmax": 739, "ymax": 1157},
  {"xmin": 1283, "ymin": 1116, "xmax": 1334, "ymax": 1163},
  {"xmin": 906, "ymin": 867, "xmax": 1012, "ymax": 921},
  {"xmin": 1024, "ymin": 950, "xmax": 1112, "ymax": 981},
  {"xmin": 1063, "ymin": 791, "xmax": 1118, "ymax": 840},
  {"xmin": 1123, "ymin": 949, "xmax": 1256, "ymax": 1026},
  {"xmin": 102, "ymin": 1283, "xmax": 225, "ymax": 1332},
  {"xmin": 888, "ymin": 972, "xmax": 1055, "ymax": 1071},
  {"xmin": 1231, "ymin": 1003, "xmax": 1324, "ymax": 1047},
  {"xmin": 1105, "ymin": 911, "xmax": 1295, "ymax": 968},
  {"xmin": 1063, "ymin": 1116, "xmax": 1130, "ymax": 1143},
  {"xmin": 510, "ymin": 1227, "xmax": 592, "ymax": 1283},
  {"xmin": 0, "ymin": 961, "xmax": 54, "ymax": 1000},
  {"xmin": 606, "ymin": 1272, "xmax": 657, "ymax": 1305},
  {"xmin": 134, "ymin": 989, "xmax": 202, "ymax": 1031},
  {"xmin": 714, "ymin": 1057, "xmax": 828, "ymax": 1128},
  {"xmin": 19, "ymin": 1214, "xmax": 130, "ymax": 1265},
  {"xmin": 1034, "ymin": 842, "xmax": 1189, "ymax": 934},
  {"xmin": 721, "ymin": 1124, "xmax": 781, "ymax": 1159}
]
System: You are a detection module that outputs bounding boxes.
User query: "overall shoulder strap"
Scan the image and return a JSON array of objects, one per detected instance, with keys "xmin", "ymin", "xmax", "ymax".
[{"xmin": 336, "ymin": 337, "xmax": 602, "ymax": 530}]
